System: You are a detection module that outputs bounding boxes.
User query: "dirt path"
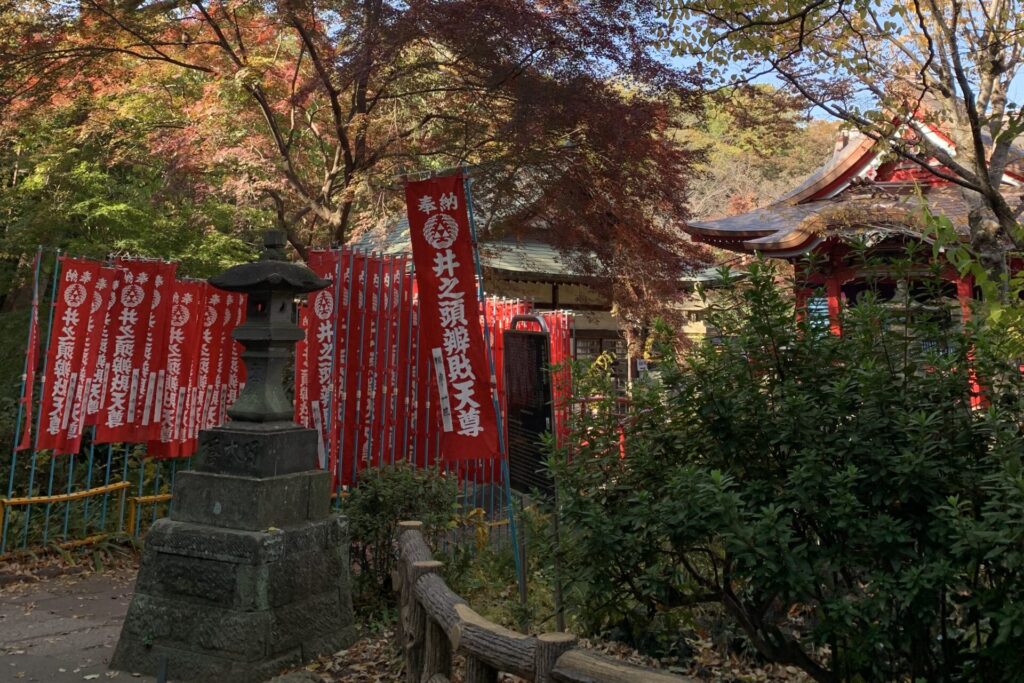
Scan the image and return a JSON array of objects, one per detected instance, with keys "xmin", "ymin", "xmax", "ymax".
[{"xmin": 0, "ymin": 566, "xmax": 155, "ymax": 682}]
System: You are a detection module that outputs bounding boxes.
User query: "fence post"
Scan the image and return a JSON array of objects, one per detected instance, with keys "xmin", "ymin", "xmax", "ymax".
[
  {"xmin": 405, "ymin": 559, "xmax": 443, "ymax": 683},
  {"xmin": 422, "ymin": 614, "xmax": 452, "ymax": 682},
  {"xmin": 396, "ymin": 520, "xmax": 424, "ymax": 651},
  {"xmin": 535, "ymin": 632, "xmax": 577, "ymax": 683},
  {"xmin": 464, "ymin": 655, "xmax": 498, "ymax": 683}
]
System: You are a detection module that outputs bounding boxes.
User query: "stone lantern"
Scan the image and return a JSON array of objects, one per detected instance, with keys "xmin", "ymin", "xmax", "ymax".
[{"xmin": 111, "ymin": 231, "xmax": 355, "ymax": 682}]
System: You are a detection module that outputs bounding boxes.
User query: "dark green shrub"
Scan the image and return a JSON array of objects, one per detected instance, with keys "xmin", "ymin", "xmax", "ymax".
[
  {"xmin": 551, "ymin": 255, "xmax": 1024, "ymax": 682},
  {"xmin": 344, "ymin": 462, "xmax": 459, "ymax": 613}
]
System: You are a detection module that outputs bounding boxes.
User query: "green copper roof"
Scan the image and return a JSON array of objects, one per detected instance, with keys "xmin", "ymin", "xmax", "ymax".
[{"xmin": 350, "ymin": 219, "xmax": 720, "ymax": 284}]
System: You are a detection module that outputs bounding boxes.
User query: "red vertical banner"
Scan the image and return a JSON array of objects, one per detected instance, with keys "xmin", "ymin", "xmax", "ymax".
[
  {"xmin": 195, "ymin": 288, "xmax": 227, "ymax": 435},
  {"xmin": 181, "ymin": 282, "xmax": 214, "ymax": 453},
  {"xmin": 95, "ymin": 260, "xmax": 170, "ymax": 444},
  {"xmin": 227, "ymin": 293, "xmax": 246, "ymax": 407},
  {"xmin": 411, "ymin": 290, "xmax": 428, "ymax": 467},
  {"xmin": 134, "ymin": 261, "xmax": 177, "ymax": 441},
  {"xmin": 295, "ymin": 301, "xmax": 311, "ymax": 428},
  {"xmin": 393, "ymin": 262, "xmax": 413, "ymax": 463},
  {"xmin": 306, "ymin": 249, "xmax": 342, "ymax": 471},
  {"xmin": 342, "ymin": 253, "xmax": 367, "ymax": 484},
  {"xmin": 542, "ymin": 311, "xmax": 573, "ymax": 446},
  {"xmin": 149, "ymin": 279, "xmax": 205, "ymax": 458},
  {"xmin": 335, "ymin": 248, "xmax": 354, "ymax": 484},
  {"xmin": 63, "ymin": 264, "xmax": 118, "ymax": 454},
  {"xmin": 377, "ymin": 259, "xmax": 394, "ymax": 465},
  {"xmin": 84, "ymin": 267, "xmax": 124, "ymax": 429},
  {"xmin": 37, "ymin": 257, "xmax": 102, "ymax": 453},
  {"xmin": 16, "ymin": 252, "xmax": 42, "ymax": 452},
  {"xmin": 359, "ymin": 256, "xmax": 382, "ymax": 467},
  {"xmin": 371, "ymin": 257, "xmax": 392, "ymax": 466},
  {"xmin": 406, "ymin": 173, "xmax": 499, "ymax": 462},
  {"xmin": 212, "ymin": 292, "xmax": 241, "ymax": 426}
]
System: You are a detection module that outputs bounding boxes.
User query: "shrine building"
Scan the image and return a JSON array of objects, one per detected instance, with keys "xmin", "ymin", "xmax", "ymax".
[
  {"xmin": 683, "ymin": 128, "xmax": 1024, "ymax": 331},
  {"xmin": 353, "ymin": 219, "xmax": 720, "ymax": 382}
]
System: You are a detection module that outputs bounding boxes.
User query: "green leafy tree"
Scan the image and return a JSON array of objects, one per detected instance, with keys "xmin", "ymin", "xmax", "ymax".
[
  {"xmin": 0, "ymin": 74, "xmax": 261, "ymax": 278},
  {"xmin": 676, "ymin": 87, "xmax": 838, "ymax": 219},
  {"xmin": 660, "ymin": 0, "xmax": 1024, "ymax": 272},
  {"xmin": 551, "ymin": 254, "xmax": 1024, "ymax": 681}
]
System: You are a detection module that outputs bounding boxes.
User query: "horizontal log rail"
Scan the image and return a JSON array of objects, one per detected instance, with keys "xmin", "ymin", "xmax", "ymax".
[{"xmin": 396, "ymin": 520, "xmax": 693, "ymax": 683}]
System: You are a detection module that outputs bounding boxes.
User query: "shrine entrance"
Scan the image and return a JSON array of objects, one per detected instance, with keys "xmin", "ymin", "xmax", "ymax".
[{"xmin": 503, "ymin": 315, "xmax": 556, "ymax": 495}]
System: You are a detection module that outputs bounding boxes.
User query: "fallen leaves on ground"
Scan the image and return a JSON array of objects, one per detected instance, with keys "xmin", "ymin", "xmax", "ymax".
[{"xmin": 292, "ymin": 628, "xmax": 812, "ymax": 683}]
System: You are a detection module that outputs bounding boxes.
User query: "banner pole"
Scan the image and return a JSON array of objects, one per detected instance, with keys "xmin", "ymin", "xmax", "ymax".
[
  {"xmin": 462, "ymin": 172, "xmax": 524, "ymax": 592},
  {"xmin": 365, "ymin": 256, "xmax": 385, "ymax": 467},
  {"xmin": 351, "ymin": 253, "xmax": 371, "ymax": 484},
  {"xmin": 118, "ymin": 444, "xmax": 129, "ymax": 532},
  {"xmin": 99, "ymin": 442, "xmax": 114, "ymax": 532},
  {"xmin": 326, "ymin": 252, "xmax": 343, "ymax": 477},
  {"xmin": 81, "ymin": 427, "xmax": 97, "ymax": 532},
  {"xmin": 134, "ymin": 449, "xmax": 145, "ymax": 536},
  {"xmin": 336, "ymin": 248, "xmax": 356, "ymax": 506},
  {"xmin": 150, "ymin": 459, "xmax": 162, "ymax": 526},
  {"xmin": 386, "ymin": 256, "xmax": 404, "ymax": 465},
  {"xmin": 1, "ymin": 247, "xmax": 43, "ymax": 554},
  {"xmin": 60, "ymin": 452, "xmax": 76, "ymax": 539},
  {"xmin": 412, "ymin": 294, "xmax": 423, "ymax": 468},
  {"xmin": 22, "ymin": 249, "xmax": 62, "ymax": 547},
  {"xmin": 400, "ymin": 258, "xmax": 415, "ymax": 466},
  {"xmin": 376, "ymin": 256, "xmax": 395, "ymax": 466}
]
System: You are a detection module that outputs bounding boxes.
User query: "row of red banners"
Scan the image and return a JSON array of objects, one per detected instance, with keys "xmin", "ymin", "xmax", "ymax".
[
  {"xmin": 294, "ymin": 254, "xmax": 573, "ymax": 486},
  {"xmin": 17, "ymin": 174, "xmax": 572, "ymax": 477},
  {"xmin": 21, "ymin": 256, "xmax": 245, "ymax": 456},
  {"xmin": 290, "ymin": 173, "xmax": 574, "ymax": 486},
  {"xmin": 18, "ymin": 248, "xmax": 571, "ymax": 472}
]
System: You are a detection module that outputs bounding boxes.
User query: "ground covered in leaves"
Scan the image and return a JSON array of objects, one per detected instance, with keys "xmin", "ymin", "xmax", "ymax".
[
  {"xmin": 295, "ymin": 627, "xmax": 812, "ymax": 683},
  {"xmin": 3, "ymin": 544, "xmax": 810, "ymax": 683}
]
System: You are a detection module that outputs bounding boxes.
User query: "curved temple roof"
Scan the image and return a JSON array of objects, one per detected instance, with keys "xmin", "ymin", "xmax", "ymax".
[{"xmin": 685, "ymin": 129, "xmax": 1024, "ymax": 257}]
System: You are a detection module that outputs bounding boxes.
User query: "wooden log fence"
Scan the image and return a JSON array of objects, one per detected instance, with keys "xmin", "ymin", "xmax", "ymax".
[{"xmin": 396, "ymin": 521, "xmax": 693, "ymax": 683}]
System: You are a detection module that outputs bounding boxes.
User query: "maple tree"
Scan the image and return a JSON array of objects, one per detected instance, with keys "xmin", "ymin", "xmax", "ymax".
[
  {"xmin": 660, "ymin": 0, "xmax": 1024, "ymax": 272},
  {"xmin": 2, "ymin": 0, "xmax": 708, "ymax": 293}
]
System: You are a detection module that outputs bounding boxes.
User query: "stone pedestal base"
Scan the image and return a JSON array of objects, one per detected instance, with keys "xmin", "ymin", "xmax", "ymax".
[{"xmin": 110, "ymin": 511, "xmax": 355, "ymax": 681}]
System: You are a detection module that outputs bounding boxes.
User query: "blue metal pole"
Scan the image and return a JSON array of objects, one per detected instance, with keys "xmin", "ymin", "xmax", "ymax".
[
  {"xmin": 99, "ymin": 443, "xmax": 114, "ymax": 532},
  {"xmin": 463, "ymin": 172, "xmax": 524, "ymax": 588},
  {"xmin": 118, "ymin": 445, "xmax": 129, "ymax": 532},
  {"xmin": 151, "ymin": 460, "xmax": 162, "ymax": 525},
  {"xmin": 168, "ymin": 459, "xmax": 179, "ymax": 516},
  {"xmin": 81, "ymin": 428, "xmax": 97, "ymax": 531},
  {"xmin": 22, "ymin": 250, "xmax": 62, "ymax": 548},
  {"xmin": 2, "ymin": 248, "xmax": 43, "ymax": 554},
  {"xmin": 41, "ymin": 451, "xmax": 58, "ymax": 544},
  {"xmin": 60, "ymin": 452, "xmax": 76, "ymax": 539},
  {"xmin": 134, "ymin": 450, "xmax": 145, "ymax": 536}
]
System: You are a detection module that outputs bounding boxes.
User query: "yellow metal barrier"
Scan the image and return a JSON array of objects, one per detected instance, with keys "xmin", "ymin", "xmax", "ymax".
[
  {"xmin": 0, "ymin": 481, "xmax": 132, "ymax": 538},
  {"xmin": 0, "ymin": 481, "xmax": 133, "ymax": 558},
  {"xmin": 126, "ymin": 493, "xmax": 174, "ymax": 537}
]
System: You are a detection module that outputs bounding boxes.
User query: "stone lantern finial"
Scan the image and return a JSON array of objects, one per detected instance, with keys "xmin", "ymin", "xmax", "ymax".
[{"xmin": 209, "ymin": 230, "xmax": 329, "ymax": 423}]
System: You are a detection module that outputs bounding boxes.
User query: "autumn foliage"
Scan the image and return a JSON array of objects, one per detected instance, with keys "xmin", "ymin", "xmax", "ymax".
[{"xmin": 1, "ymin": 0, "xmax": 711, "ymax": 302}]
